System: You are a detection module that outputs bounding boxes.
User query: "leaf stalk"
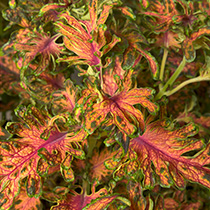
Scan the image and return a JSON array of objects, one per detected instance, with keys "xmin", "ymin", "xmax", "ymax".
[{"xmin": 155, "ymin": 56, "xmax": 186, "ymax": 100}]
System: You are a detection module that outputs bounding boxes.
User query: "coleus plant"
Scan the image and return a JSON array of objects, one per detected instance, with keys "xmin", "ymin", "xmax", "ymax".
[{"xmin": 0, "ymin": 0, "xmax": 210, "ymax": 209}]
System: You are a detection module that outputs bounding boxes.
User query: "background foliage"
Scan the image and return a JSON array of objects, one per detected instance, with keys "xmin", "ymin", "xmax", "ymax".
[{"xmin": 1, "ymin": 0, "xmax": 210, "ymax": 209}]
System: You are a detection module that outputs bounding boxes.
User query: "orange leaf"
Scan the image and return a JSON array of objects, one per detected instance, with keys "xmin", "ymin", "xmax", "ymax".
[
  {"xmin": 83, "ymin": 195, "xmax": 120, "ymax": 210},
  {"xmin": 117, "ymin": 6, "xmax": 136, "ymax": 20},
  {"xmin": 14, "ymin": 29, "xmax": 63, "ymax": 74},
  {"xmin": 143, "ymin": 0, "xmax": 177, "ymax": 32},
  {"xmin": 89, "ymin": 147, "xmax": 117, "ymax": 182},
  {"xmin": 85, "ymin": 70, "xmax": 158, "ymax": 135},
  {"xmin": 0, "ymin": 106, "xmax": 87, "ymax": 209},
  {"xmin": 134, "ymin": 45, "xmax": 159, "ymax": 79},
  {"xmin": 9, "ymin": 185, "xmax": 42, "ymax": 210},
  {"xmin": 56, "ymin": 4, "xmax": 119, "ymax": 67},
  {"xmin": 56, "ymin": 16, "xmax": 101, "ymax": 66},
  {"xmin": 52, "ymin": 79, "xmax": 77, "ymax": 114},
  {"xmin": 51, "ymin": 185, "xmax": 108, "ymax": 210},
  {"xmin": 183, "ymin": 27, "xmax": 210, "ymax": 62},
  {"xmin": 127, "ymin": 182, "xmax": 146, "ymax": 210},
  {"xmin": 130, "ymin": 120, "xmax": 210, "ymax": 189}
]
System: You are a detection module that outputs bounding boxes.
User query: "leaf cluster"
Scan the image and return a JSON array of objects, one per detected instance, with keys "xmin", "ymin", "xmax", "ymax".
[{"xmin": 1, "ymin": 0, "xmax": 210, "ymax": 209}]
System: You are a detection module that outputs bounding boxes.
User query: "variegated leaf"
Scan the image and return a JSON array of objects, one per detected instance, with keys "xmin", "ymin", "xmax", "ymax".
[
  {"xmin": 143, "ymin": 0, "xmax": 177, "ymax": 32},
  {"xmin": 51, "ymin": 185, "xmax": 108, "ymax": 210},
  {"xmin": 183, "ymin": 27, "xmax": 210, "ymax": 62},
  {"xmin": 85, "ymin": 70, "xmax": 158, "ymax": 136},
  {"xmin": 0, "ymin": 53, "xmax": 23, "ymax": 96},
  {"xmin": 8, "ymin": 185, "xmax": 42, "ymax": 210},
  {"xmin": 117, "ymin": 6, "xmax": 136, "ymax": 20},
  {"xmin": 127, "ymin": 181, "xmax": 146, "ymax": 210},
  {"xmin": 52, "ymin": 79, "xmax": 77, "ymax": 114},
  {"xmin": 130, "ymin": 120, "xmax": 210, "ymax": 189},
  {"xmin": 55, "ymin": 13, "xmax": 101, "ymax": 66},
  {"xmin": 56, "ymin": 2, "xmax": 120, "ymax": 68},
  {"xmin": 0, "ymin": 106, "xmax": 87, "ymax": 209},
  {"xmin": 83, "ymin": 194, "xmax": 129, "ymax": 210},
  {"xmin": 154, "ymin": 185, "xmax": 203, "ymax": 210},
  {"xmin": 134, "ymin": 43, "xmax": 159, "ymax": 79},
  {"xmin": 14, "ymin": 28, "xmax": 63, "ymax": 74},
  {"xmin": 21, "ymin": 71, "xmax": 65, "ymax": 104},
  {"xmin": 89, "ymin": 147, "xmax": 117, "ymax": 183}
]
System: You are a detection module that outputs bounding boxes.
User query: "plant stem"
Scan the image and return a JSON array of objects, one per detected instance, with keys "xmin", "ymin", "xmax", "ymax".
[
  {"xmin": 155, "ymin": 56, "xmax": 186, "ymax": 100},
  {"xmin": 165, "ymin": 76, "xmax": 210, "ymax": 97},
  {"xmin": 83, "ymin": 178, "xmax": 90, "ymax": 196},
  {"xmin": 159, "ymin": 48, "xmax": 168, "ymax": 89},
  {"xmin": 100, "ymin": 66, "xmax": 104, "ymax": 90}
]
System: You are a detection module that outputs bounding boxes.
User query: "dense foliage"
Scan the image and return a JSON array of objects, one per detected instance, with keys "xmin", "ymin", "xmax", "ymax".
[{"xmin": 1, "ymin": 0, "xmax": 210, "ymax": 209}]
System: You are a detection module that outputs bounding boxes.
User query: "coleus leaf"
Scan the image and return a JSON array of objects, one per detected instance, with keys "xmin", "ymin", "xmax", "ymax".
[
  {"xmin": 83, "ymin": 194, "xmax": 129, "ymax": 210},
  {"xmin": 0, "ymin": 105, "xmax": 87, "ymax": 209},
  {"xmin": 21, "ymin": 71, "xmax": 65, "ymax": 104},
  {"xmin": 134, "ymin": 44, "xmax": 159, "ymax": 79},
  {"xmin": 190, "ymin": 114, "xmax": 210, "ymax": 130},
  {"xmin": 117, "ymin": 6, "xmax": 136, "ymax": 20},
  {"xmin": 176, "ymin": 112, "xmax": 210, "ymax": 137},
  {"xmin": 9, "ymin": 0, "xmax": 16, "ymax": 9},
  {"xmin": 143, "ymin": 0, "xmax": 177, "ymax": 32},
  {"xmin": 199, "ymin": 0, "xmax": 210, "ymax": 16},
  {"xmin": 89, "ymin": 147, "xmax": 117, "ymax": 183},
  {"xmin": 0, "ymin": 54, "xmax": 21, "ymax": 95},
  {"xmin": 39, "ymin": 0, "xmax": 77, "ymax": 18},
  {"xmin": 52, "ymin": 79, "xmax": 78, "ymax": 114},
  {"xmin": 129, "ymin": 120, "xmax": 210, "ymax": 189},
  {"xmin": 55, "ymin": 11, "xmax": 102, "ymax": 66},
  {"xmin": 2, "ymin": 6, "xmax": 31, "ymax": 29},
  {"xmin": 84, "ymin": 69, "xmax": 158, "ymax": 136},
  {"xmin": 154, "ymin": 31, "xmax": 181, "ymax": 49},
  {"xmin": 172, "ymin": 0, "xmax": 197, "ymax": 27},
  {"xmin": 183, "ymin": 27, "xmax": 210, "ymax": 62},
  {"xmin": 113, "ymin": 125, "xmax": 131, "ymax": 154},
  {"xmin": 0, "ymin": 128, "xmax": 5, "ymax": 138},
  {"xmin": 51, "ymin": 184, "xmax": 108, "ymax": 210},
  {"xmin": 41, "ymin": 185, "xmax": 67, "ymax": 204},
  {"xmin": 3, "ymin": 0, "xmax": 47, "ymax": 29},
  {"xmin": 0, "ymin": 127, "xmax": 10, "ymax": 141},
  {"xmin": 163, "ymin": 199, "xmax": 201, "ymax": 210},
  {"xmin": 84, "ymin": 0, "xmax": 116, "ymax": 33},
  {"xmin": 126, "ymin": 181, "xmax": 147, "ymax": 210},
  {"xmin": 140, "ymin": 0, "xmax": 149, "ymax": 9},
  {"xmin": 167, "ymin": 50, "xmax": 202, "ymax": 77},
  {"xmin": 8, "ymin": 184, "xmax": 42, "ymax": 210},
  {"xmin": 102, "ymin": 56, "xmax": 125, "ymax": 96},
  {"xmin": 55, "ymin": 1, "xmax": 120, "ymax": 68},
  {"xmin": 110, "ymin": 18, "xmax": 159, "ymax": 78},
  {"xmin": 75, "ymin": 81, "xmax": 99, "ymax": 122},
  {"xmin": 14, "ymin": 28, "xmax": 64, "ymax": 75},
  {"xmin": 154, "ymin": 185, "xmax": 203, "ymax": 210},
  {"xmin": 105, "ymin": 142, "xmax": 139, "ymax": 179}
]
